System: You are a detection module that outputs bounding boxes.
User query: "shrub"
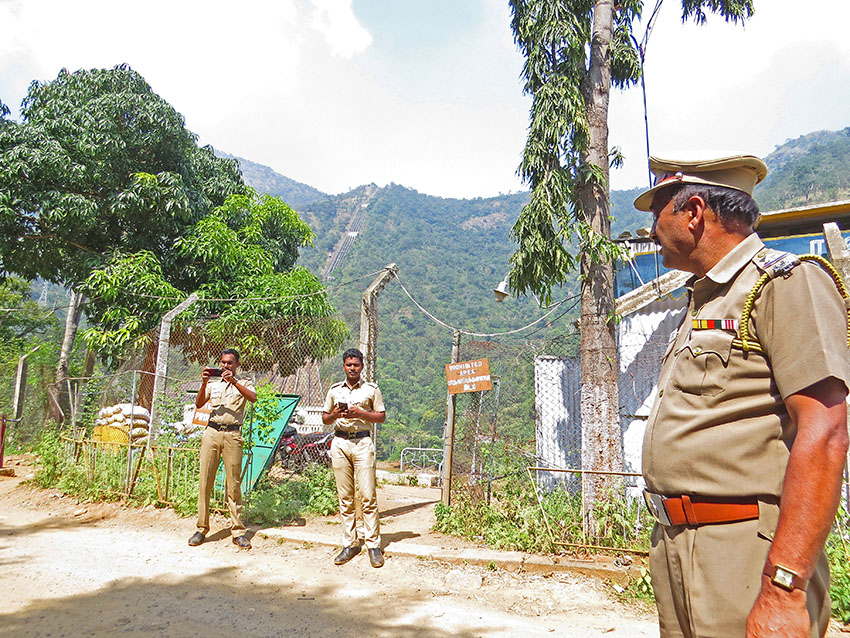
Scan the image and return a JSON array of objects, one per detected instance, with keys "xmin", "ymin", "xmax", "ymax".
[
  {"xmin": 828, "ymin": 532, "xmax": 850, "ymax": 623},
  {"xmin": 246, "ymin": 464, "xmax": 338, "ymax": 525}
]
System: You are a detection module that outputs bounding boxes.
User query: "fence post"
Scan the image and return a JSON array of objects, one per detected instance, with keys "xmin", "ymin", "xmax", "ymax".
[
  {"xmin": 441, "ymin": 329, "xmax": 461, "ymax": 507},
  {"xmin": 0, "ymin": 414, "xmax": 6, "ymax": 469},
  {"xmin": 359, "ymin": 264, "xmax": 398, "ymax": 384},
  {"xmin": 150, "ymin": 292, "xmax": 199, "ymax": 440},
  {"xmin": 125, "ymin": 370, "xmax": 138, "ymax": 495},
  {"xmin": 13, "ymin": 345, "xmax": 40, "ymax": 422}
]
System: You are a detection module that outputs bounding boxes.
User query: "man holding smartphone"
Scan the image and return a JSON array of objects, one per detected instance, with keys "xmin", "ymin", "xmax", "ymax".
[
  {"xmin": 189, "ymin": 348, "xmax": 256, "ymax": 549},
  {"xmin": 322, "ymin": 348, "xmax": 386, "ymax": 567}
]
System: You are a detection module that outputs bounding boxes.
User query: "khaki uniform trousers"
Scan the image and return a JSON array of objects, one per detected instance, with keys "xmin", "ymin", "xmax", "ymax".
[
  {"xmin": 330, "ymin": 434, "xmax": 380, "ymax": 549},
  {"xmin": 651, "ymin": 518, "xmax": 830, "ymax": 638},
  {"xmin": 196, "ymin": 426, "xmax": 246, "ymax": 538}
]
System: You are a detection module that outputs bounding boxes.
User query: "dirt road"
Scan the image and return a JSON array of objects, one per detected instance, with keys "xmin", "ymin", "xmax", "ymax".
[{"xmin": 0, "ymin": 460, "xmax": 661, "ymax": 638}]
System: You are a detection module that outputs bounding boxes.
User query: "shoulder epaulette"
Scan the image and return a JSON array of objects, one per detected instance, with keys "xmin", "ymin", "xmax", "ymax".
[
  {"xmin": 363, "ymin": 381, "xmax": 378, "ymax": 389},
  {"xmin": 736, "ymin": 252, "xmax": 850, "ymax": 354},
  {"xmin": 330, "ymin": 381, "xmax": 345, "ymax": 388},
  {"xmin": 751, "ymin": 248, "xmax": 800, "ymax": 279}
]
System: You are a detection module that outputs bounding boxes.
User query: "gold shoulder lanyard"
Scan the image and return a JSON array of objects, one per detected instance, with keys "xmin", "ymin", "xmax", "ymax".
[{"xmin": 733, "ymin": 254, "xmax": 850, "ymax": 354}]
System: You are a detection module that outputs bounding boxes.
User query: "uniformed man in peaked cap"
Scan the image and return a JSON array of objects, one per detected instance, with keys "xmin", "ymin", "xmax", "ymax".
[
  {"xmin": 322, "ymin": 348, "xmax": 386, "ymax": 568},
  {"xmin": 636, "ymin": 154, "xmax": 850, "ymax": 637}
]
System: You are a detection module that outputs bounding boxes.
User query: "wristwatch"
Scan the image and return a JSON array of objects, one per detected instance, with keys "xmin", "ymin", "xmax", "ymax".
[{"xmin": 763, "ymin": 562, "xmax": 808, "ymax": 592}]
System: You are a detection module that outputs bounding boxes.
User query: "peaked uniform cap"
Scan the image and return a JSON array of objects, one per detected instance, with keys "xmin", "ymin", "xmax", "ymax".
[{"xmin": 634, "ymin": 154, "xmax": 768, "ymax": 211}]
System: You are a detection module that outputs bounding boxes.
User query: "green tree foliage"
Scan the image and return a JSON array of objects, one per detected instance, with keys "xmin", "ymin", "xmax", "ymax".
[
  {"xmin": 507, "ymin": 0, "xmax": 644, "ymax": 300},
  {"xmin": 81, "ymin": 189, "xmax": 346, "ymax": 371},
  {"xmin": 0, "ymin": 64, "xmax": 245, "ymax": 286},
  {"xmin": 506, "ymin": 0, "xmax": 753, "ymax": 300}
]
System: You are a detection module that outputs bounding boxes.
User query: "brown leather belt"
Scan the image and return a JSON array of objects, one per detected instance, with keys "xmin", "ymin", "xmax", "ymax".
[
  {"xmin": 207, "ymin": 422, "xmax": 241, "ymax": 432},
  {"xmin": 644, "ymin": 491, "xmax": 759, "ymax": 527},
  {"xmin": 334, "ymin": 430, "xmax": 370, "ymax": 440}
]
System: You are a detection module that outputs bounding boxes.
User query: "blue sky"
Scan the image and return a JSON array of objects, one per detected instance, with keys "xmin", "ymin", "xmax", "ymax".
[{"xmin": 1, "ymin": 0, "xmax": 848, "ymax": 199}]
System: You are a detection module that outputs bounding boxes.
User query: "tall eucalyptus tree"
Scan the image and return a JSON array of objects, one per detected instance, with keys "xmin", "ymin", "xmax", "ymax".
[{"xmin": 507, "ymin": 0, "xmax": 754, "ymax": 497}]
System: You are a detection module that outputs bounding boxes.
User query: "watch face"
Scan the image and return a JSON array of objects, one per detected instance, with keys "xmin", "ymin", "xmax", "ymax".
[{"xmin": 774, "ymin": 567, "xmax": 795, "ymax": 589}]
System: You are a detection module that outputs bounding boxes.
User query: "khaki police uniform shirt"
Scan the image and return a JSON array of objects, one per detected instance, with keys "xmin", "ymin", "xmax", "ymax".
[
  {"xmin": 643, "ymin": 233, "xmax": 850, "ymax": 499},
  {"xmin": 201, "ymin": 377, "xmax": 256, "ymax": 427},
  {"xmin": 323, "ymin": 379, "xmax": 385, "ymax": 433}
]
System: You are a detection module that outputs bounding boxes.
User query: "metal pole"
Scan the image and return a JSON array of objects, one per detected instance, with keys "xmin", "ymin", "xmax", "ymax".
[
  {"xmin": 487, "ymin": 379, "xmax": 501, "ymax": 506},
  {"xmin": 0, "ymin": 414, "xmax": 6, "ymax": 469},
  {"xmin": 441, "ymin": 329, "xmax": 461, "ymax": 507},
  {"xmin": 470, "ymin": 391, "xmax": 483, "ymax": 485},
  {"xmin": 125, "ymin": 371, "xmax": 137, "ymax": 495}
]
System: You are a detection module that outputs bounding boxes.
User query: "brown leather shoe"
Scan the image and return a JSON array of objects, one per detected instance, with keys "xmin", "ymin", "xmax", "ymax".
[
  {"xmin": 334, "ymin": 545, "xmax": 361, "ymax": 565},
  {"xmin": 368, "ymin": 547, "xmax": 384, "ymax": 568},
  {"xmin": 188, "ymin": 532, "xmax": 205, "ymax": 546},
  {"xmin": 232, "ymin": 535, "xmax": 252, "ymax": 549}
]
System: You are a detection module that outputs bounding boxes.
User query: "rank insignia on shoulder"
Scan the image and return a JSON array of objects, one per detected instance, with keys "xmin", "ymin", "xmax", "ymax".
[
  {"xmin": 692, "ymin": 319, "xmax": 739, "ymax": 330},
  {"xmin": 753, "ymin": 250, "xmax": 800, "ymax": 278}
]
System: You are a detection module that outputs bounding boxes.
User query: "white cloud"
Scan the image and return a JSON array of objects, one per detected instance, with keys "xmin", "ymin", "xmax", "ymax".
[
  {"xmin": 1, "ymin": 0, "xmax": 848, "ymax": 199},
  {"xmin": 609, "ymin": 0, "xmax": 850, "ymax": 191},
  {"xmin": 308, "ymin": 0, "xmax": 372, "ymax": 58}
]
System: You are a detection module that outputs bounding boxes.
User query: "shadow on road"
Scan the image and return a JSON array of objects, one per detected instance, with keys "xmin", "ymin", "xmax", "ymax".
[{"xmin": 0, "ymin": 565, "xmax": 505, "ymax": 638}]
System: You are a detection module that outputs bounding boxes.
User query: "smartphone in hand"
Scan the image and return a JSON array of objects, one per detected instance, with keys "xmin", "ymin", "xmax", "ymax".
[
  {"xmin": 207, "ymin": 368, "xmax": 223, "ymax": 377},
  {"xmin": 337, "ymin": 402, "xmax": 348, "ymax": 411}
]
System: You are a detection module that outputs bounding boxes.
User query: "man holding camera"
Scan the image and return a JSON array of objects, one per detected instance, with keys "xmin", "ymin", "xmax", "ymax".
[
  {"xmin": 189, "ymin": 348, "xmax": 257, "ymax": 549},
  {"xmin": 322, "ymin": 348, "xmax": 386, "ymax": 568}
]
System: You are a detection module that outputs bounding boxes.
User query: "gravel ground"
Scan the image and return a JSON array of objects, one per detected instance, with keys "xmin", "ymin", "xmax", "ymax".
[{"xmin": 0, "ymin": 456, "xmax": 664, "ymax": 638}]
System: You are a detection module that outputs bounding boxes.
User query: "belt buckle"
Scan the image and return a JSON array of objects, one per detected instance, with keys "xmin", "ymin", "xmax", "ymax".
[{"xmin": 644, "ymin": 490, "xmax": 673, "ymax": 526}]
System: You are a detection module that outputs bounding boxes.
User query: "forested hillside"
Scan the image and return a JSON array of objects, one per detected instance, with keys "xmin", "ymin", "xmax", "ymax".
[
  {"xmin": 215, "ymin": 150, "xmax": 328, "ymax": 209},
  {"xmin": 756, "ymin": 127, "xmax": 850, "ymax": 210},
  {"xmin": 232, "ymin": 127, "xmax": 850, "ymax": 455}
]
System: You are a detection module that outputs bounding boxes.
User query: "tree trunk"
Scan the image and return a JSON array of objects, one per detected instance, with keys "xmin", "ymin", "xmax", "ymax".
[
  {"xmin": 51, "ymin": 289, "xmax": 85, "ymax": 424},
  {"xmin": 578, "ymin": 0, "xmax": 623, "ymax": 529}
]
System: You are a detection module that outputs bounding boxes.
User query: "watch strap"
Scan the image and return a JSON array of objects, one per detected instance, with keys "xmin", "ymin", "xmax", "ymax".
[{"xmin": 763, "ymin": 562, "xmax": 809, "ymax": 591}]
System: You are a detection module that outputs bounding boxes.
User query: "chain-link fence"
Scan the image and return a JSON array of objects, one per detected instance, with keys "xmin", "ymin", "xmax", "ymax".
[
  {"xmin": 436, "ymin": 333, "xmax": 655, "ymax": 553},
  {"xmin": 8, "ymin": 275, "xmax": 850, "ymax": 559}
]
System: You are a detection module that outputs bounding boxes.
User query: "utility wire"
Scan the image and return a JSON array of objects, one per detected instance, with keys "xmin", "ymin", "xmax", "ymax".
[
  {"xmin": 393, "ymin": 272, "xmax": 578, "ymax": 338},
  {"xmin": 119, "ymin": 269, "xmax": 387, "ymax": 303}
]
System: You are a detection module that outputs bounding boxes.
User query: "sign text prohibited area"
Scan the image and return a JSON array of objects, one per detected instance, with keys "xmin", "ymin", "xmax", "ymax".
[{"xmin": 445, "ymin": 358, "xmax": 492, "ymax": 395}]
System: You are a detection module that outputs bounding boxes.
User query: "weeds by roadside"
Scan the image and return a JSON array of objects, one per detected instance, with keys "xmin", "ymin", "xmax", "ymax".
[{"xmin": 245, "ymin": 464, "xmax": 338, "ymax": 525}]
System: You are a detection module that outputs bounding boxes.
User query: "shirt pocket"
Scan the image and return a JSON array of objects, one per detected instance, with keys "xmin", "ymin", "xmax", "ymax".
[
  {"xmin": 672, "ymin": 330, "xmax": 734, "ymax": 397},
  {"xmin": 209, "ymin": 383, "xmax": 224, "ymax": 405}
]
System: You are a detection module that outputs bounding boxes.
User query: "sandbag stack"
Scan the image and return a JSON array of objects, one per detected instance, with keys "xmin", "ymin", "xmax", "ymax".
[{"xmin": 92, "ymin": 403, "xmax": 152, "ymax": 446}]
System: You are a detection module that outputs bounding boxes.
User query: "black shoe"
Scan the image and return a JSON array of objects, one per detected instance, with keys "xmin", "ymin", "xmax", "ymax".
[
  {"xmin": 233, "ymin": 535, "xmax": 252, "ymax": 549},
  {"xmin": 188, "ymin": 532, "xmax": 205, "ymax": 546},
  {"xmin": 368, "ymin": 547, "xmax": 384, "ymax": 568},
  {"xmin": 334, "ymin": 545, "xmax": 361, "ymax": 565}
]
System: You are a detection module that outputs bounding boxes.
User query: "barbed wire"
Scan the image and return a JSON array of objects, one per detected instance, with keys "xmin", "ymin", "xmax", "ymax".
[
  {"xmin": 393, "ymin": 272, "xmax": 579, "ymax": 337},
  {"xmin": 0, "ymin": 269, "xmax": 386, "ymax": 313},
  {"xmin": 117, "ymin": 268, "xmax": 387, "ymax": 302}
]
